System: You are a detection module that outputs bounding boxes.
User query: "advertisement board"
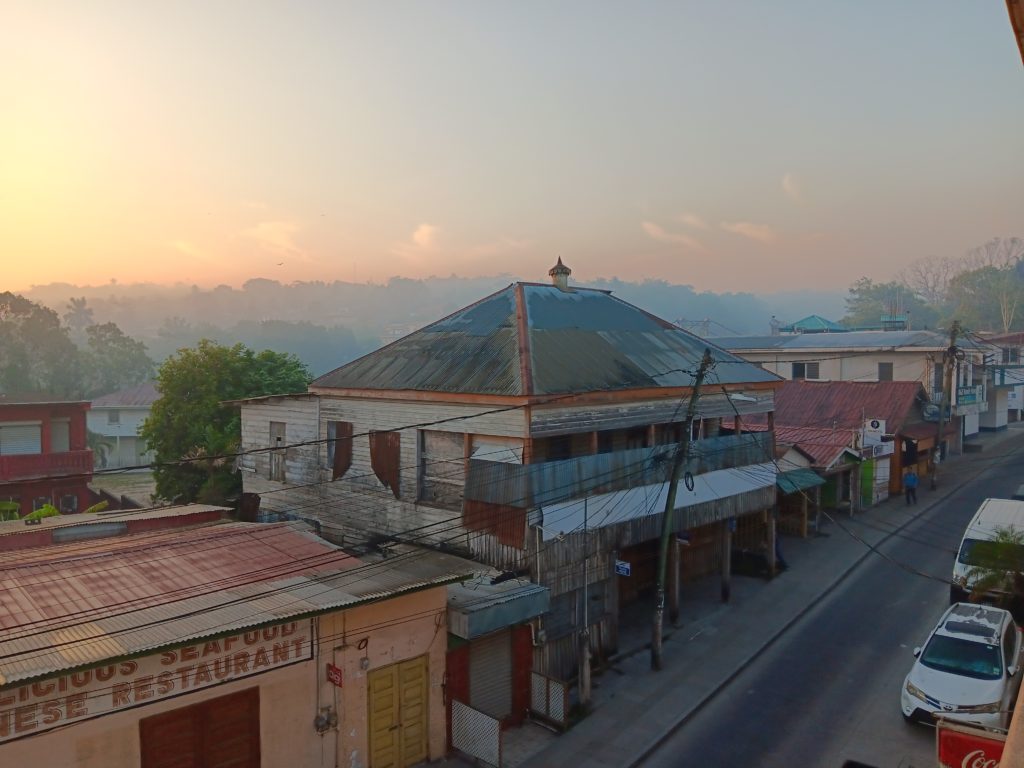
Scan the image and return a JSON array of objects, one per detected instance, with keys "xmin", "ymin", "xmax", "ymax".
[{"xmin": 936, "ymin": 719, "xmax": 1005, "ymax": 768}]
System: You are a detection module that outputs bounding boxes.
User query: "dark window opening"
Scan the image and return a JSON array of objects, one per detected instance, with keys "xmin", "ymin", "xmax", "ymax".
[
  {"xmin": 878, "ymin": 362, "xmax": 894, "ymax": 381},
  {"xmin": 792, "ymin": 362, "xmax": 819, "ymax": 380}
]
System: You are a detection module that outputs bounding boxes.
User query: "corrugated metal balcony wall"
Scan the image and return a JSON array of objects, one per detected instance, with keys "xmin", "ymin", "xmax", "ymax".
[{"xmin": 464, "ymin": 432, "xmax": 773, "ymax": 509}]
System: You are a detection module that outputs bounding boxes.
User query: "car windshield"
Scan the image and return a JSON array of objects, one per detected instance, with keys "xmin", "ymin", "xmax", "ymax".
[
  {"xmin": 919, "ymin": 635, "xmax": 1003, "ymax": 680},
  {"xmin": 958, "ymin": 538, "xmax": 1024, "ymax": 568}
]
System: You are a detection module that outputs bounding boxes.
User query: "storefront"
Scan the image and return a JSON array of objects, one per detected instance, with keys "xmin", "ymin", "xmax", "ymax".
[{"xmin": 0, "ymin": 513, "xmax": 475, "ymax": 768}]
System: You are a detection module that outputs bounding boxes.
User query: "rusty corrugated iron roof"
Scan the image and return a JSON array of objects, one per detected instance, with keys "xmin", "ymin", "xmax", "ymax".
[
  {"xmin": 770, "ymin": 380, "xmax": 927, "ymax": 432},
  {"xmin": 91, "ymin": 381, "xmax": 159, "ymax": 408},
  {"xmin": 313, "ymin": 283, "xmax": 779, "ymax": 396},
  {"xmin": 775, "ymin": 425, "xmax": 860, "ymax": 469},
  {"xmin": 0, "ymin": 521, "xmax": 475, "ymax": 685}
]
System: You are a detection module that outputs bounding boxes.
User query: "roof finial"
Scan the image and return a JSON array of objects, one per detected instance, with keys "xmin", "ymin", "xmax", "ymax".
[{"xmin": 548, "ymin": 257, "xmax": 571, "ymax": 290}]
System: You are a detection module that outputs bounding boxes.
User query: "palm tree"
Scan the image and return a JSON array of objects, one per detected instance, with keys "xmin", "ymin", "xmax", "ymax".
[{"xmin": 964, "ymin": 526, "xmax": 1024, "ymax": 621}]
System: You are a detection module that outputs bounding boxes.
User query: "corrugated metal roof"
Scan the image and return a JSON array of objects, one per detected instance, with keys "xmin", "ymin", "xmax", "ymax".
[
  {"xmin": 779, "ymin": 315, "xmax": 847, "ymax": 333},
  {"xmin": 91, "ymin": 381, "xmax": 159, "ymax": 408},
  {"xmin": 777, "ymin": 468, "xmax": 826, "ymax": 494},
  {"xmin": 0, "ymin": 522, "xmax": 476, "ymax": 685},
  {"xmin": 773, "ymin": 380, "xmax": 927, "ymax": 432},
  {"xmin": 0, "ymin": 393, "xmax": 89, "ymax": 406},
  {"xmin": 313, "ymin": 283, "xmax": 778, "ymax": 396},
  {"xmin": 716, "ymin": 330, "xmax": 989, "ymax": 351},
  {"xmin": 775, "ymin": 425, "xmax": 859, "ymax": 469}
]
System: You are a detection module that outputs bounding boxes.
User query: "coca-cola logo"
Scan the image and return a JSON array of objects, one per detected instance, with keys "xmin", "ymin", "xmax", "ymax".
[{"xmin": 961, "ymin": 749, "xmax": 999, "ymax": 768}]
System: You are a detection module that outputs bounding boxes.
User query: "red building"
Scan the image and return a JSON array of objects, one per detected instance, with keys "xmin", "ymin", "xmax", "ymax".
[{"xmin": 0, "ymin": 394, "xmax": 92, "ymax": 516}]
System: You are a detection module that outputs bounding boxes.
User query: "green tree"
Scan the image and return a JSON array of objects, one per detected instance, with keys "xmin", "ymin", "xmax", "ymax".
[
  {"xmin": 142, "ymin": 340, "xmax": 310, "ymax": 505},
  {"xmin": 946, "ymin": 265, "xmax": 1024, "ymax": 334},
  {"xmin": 81, "ymin": 322, "xmax": 155, "ymax": 398},
  {"xmin": 964, "ymin": 526, "xmax": 1024, "ymax": 621},
  {"xmin": 0, "ymin": 292, "xmax": 80, "ymax": 396},
  {"xmin": 842, "ymin": 278, "xmax": 940, "ymax": 330},
  {"xmin": 63, "ymin": 296, "xmax": 94, "ymax": 344}
]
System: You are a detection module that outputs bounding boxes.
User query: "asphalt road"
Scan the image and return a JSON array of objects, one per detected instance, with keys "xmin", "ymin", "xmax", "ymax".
[{"xmin": 642, "ymin": 439, "xmax": 1024, "ymax": 768}]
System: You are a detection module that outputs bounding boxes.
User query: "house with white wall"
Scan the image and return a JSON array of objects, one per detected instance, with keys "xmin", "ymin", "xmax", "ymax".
[
  {"xmin": 88, "ymin": 381, "xmax": 157, "ymax": 469},
  {"xmin": 713, "ymin": 330, "xmax": 995, "ymax": 444}
]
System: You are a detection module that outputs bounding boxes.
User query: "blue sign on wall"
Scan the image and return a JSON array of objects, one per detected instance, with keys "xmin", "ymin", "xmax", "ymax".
[{"xmin": 615, "ymin": 559, "xmax": 631, "ymax": 576}]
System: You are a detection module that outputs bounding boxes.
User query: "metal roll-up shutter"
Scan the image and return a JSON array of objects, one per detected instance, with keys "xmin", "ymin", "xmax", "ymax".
[
  {"xmin": 0, "ymin": 424, "xmax": 41, "ymax": 455},
  {"xmin": 469, "ymin": 629, "xmax": 512, "ymax": 719}
]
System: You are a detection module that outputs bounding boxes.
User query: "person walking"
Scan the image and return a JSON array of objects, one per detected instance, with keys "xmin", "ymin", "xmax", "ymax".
[{"xmin": 904, "ymin": 468, "xmax": 919, "ymax": 506}]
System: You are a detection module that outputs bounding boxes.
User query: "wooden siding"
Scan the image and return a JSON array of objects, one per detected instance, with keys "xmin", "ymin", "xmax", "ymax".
[{"xmin": 530, "ymin": 392, "xmax": 775, "ymax": 437}]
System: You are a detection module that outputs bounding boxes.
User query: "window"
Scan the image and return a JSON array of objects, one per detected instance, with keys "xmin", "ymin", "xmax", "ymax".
[
  {"xmin": 60, "ymin": 494, "xmax": 78, "ymax": 513},
  {"xmin": 1003, "ymin": 348, "xmax": 1020, "ymax": 365},
  {"xmin": 791, "ymin": 362, "xmax": 819, "ymax": 380},
  {"xmin": 107, "ymin": 410, "xmax": 120, "ymax": 425},
  {"xmin": 418, "ymin": 430, "xmax": 464, "ymax": 509},
  {"xmin": 269, "ymin": 422, "xmax": 286, "ymax": 482},
  {"xmin": 33, "ymin": 497, "xmax": 50, "ymax": 511},
  {"xmin": 326, "ymin": 421, "xmax": 353, "ymax": 480},
  {"xmin": 369, "ymin": 430, "xmax": 401, "ymax": 498},
  {"xmin": 1004, "ymin": 624, "xmax": 1016, "ymax": 668},
  {"xmin": 878, "ymin": 362, "xmax": 894, "ymax": 381},
  {"xmin": 0, "ymin": 424, "xmax": 42, "ymax": 455}
]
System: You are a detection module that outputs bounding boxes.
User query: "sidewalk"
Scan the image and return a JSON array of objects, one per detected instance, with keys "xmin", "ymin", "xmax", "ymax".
[{"xmin": 481, "ymin": 423, "xmax": 1024, "ymax": 768}]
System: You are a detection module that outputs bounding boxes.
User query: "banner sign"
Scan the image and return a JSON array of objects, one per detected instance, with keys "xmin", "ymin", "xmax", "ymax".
[
  {"xmin": 0, "ymin": 620, "xmax": 312, "ymax": 743},
  {"xmin": 936, "ymin": 719, "xmax": 1005, "ymax": 768}
]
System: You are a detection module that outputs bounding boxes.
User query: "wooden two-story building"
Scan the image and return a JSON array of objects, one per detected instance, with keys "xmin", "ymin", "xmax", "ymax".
[{"xmin": 235, "ymin": 262, "xmax": 783, "ymax": 678}]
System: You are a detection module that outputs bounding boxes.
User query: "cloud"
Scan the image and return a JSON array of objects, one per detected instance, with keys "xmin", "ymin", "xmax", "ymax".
[
  {"xmin": 641, "ymin": 221, "xmax": 706, "ymax": 251},
  {"xmin": 169, "ymin": 240, "xmax": 208, "ymax": 260},
  {"xmin": 243, "ymin": 220, "xmax": 308, "ymax": 259},
  {"xmin": 782, "ymin": 173, "xmax": 803, "ymax": 203},
  {"xmin": 720, "ymin": 220, "xmax": 781, "ymax": 244},
  {"xmin": 467, "ymin": 237, "xmax": 532, "ymax": 258},
  {"xmin": 411, "ymin": 223, "xmax": 439, "ymax": 250},
  {"xmin": 677, "ymin": 212, "xmax": 708, "ymax": 230}
]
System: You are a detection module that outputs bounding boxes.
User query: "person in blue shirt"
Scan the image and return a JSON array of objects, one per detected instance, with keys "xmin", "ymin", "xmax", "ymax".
[{"xmin": 904, "ymin": 468, "xmax": 919, "ymax": 505}]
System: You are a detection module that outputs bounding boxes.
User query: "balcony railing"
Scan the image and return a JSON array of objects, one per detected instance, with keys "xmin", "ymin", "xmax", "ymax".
[
  {"xmin": 0, "ymin": 450, "xmax": 93, "ymax": 482},
  {"xmin": 465, "ymin": 433, "xmax": 772, "ymax": 508}
]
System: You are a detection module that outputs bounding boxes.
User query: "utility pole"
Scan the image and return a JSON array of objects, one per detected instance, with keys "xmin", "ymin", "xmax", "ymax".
[
  {"xmin": 652, "ymin": 348, "xmax": 714, "ymax": 671},
  {"xmin": 931, "ymin": 320, "xmax": 960, "ymax": 490},
  {"xmin": 579, "ymin": 498, "xmax": 591, "ymax": 709}
]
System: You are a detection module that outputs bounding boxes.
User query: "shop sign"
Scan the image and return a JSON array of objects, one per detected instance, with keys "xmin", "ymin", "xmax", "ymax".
[
  {"xmin": 936, "ymin": 719, "xmax": 1004, "ymax": 768},
  {"xmin": 326, "ymin": 663, "xmax": 343, "ymax": 687},
  {"xmin": 614, "ymin": 560, "xmax": 631, "ymax": 576},
  {"xmin": 0, "ymin": 619, "xmax": 312, "ymax": 744}
]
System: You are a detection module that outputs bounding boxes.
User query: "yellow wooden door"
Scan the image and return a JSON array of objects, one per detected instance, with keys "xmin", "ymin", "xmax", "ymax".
[{"xmin": 368, "ymin": 656, "xmax": 429, "ymax": 768}]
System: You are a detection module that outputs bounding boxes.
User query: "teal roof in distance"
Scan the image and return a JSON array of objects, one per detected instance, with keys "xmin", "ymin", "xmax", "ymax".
[
  {"xmin": 779, "ymin": 315, "xmax": 847, "ymax": 334},
  {"xmin": 313, "ymin": 283, "xmax": 780, "ymax": 397}
]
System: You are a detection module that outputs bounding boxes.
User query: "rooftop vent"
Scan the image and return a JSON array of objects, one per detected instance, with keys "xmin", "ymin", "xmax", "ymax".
[{"xmin": 548, "ymin": 257, "xmax": 571, "ymax": 291}]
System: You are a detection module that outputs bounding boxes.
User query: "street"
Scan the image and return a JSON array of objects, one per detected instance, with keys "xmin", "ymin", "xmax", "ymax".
[{"xmin": 641, "ymin": 439, "xmax": 1024, "ymax": 768}]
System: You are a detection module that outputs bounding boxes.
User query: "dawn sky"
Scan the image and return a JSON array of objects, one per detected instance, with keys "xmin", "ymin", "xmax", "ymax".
[{"xmin": 2, "ymin": 1, "xmax": 1022, "ymax": 293}]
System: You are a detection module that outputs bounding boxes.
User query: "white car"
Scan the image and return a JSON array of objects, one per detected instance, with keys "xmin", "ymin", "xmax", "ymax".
[{"xmin": 901, "ymin": 602, "xmax": 1023, "ymax": 730}]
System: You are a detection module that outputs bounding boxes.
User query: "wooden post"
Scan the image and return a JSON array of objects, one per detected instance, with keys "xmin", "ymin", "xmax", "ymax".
[
  {"xmin": 721, "ymin": 520, "xmax": 732, "ymax": 603},
  {"xmin": 668, "ymin": 534, "xmax": 681, "ymax": 624}
]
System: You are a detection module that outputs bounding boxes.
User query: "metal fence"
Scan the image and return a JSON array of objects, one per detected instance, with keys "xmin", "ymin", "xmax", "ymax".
[
  {"xmin": 530, "ymin": 671, "xmax": 570, "ymax": 729},
  {"xmin": 451, "ymin": 700, "xmax": 502, "ymax": 767}
]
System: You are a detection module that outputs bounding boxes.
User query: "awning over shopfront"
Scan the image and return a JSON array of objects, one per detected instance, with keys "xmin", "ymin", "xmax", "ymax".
[
  {"xmin": 448, "ymin": 577, "xmax": 550, "ymax": 640},
  {"xmin": 777, "ymin": 468, "xmax": 826, "ymax": 495}
]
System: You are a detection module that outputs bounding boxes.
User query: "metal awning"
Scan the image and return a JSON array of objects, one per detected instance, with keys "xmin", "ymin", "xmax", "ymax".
[
  {"xmin": 448, "ymin": 577, "xmax": 550, "ymax": 640},
  {"xmin": 777, "ymin": 468, "xmax": 826, "ymax": 495}
]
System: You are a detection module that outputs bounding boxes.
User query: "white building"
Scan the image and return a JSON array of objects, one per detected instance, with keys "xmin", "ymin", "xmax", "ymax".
[{"xmin": 87, "ymin": 382, "xmax": 158, "ymax": 469}]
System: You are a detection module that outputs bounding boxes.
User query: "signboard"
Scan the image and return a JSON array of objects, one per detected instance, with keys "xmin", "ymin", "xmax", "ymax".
[
  {"xmin": 0, "ymin": 619, "xmax": 312, "ymax": 744},
  {"xmin": 614, "ymin": 559, "xmax": 631, "ymax": 576},
  {"xmin": 326, "ymin": 663, "xmax": 343, "ymax": 688},
  {"xmin": 862, "ymin": 419, "xmax": 885, "ymax": 447},
  {"xmin": 936, "ymin": 719, "xmax": 1005, "ymax": 768}
]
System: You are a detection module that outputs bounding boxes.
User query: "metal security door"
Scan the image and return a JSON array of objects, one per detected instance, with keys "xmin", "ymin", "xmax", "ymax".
[
  {"xmin": 369, "ymin": 656, "xmax": 429, "ymax": 768},
  {"xmin": 469, "ymin": 630, "xmax": 512, "ymax": 720}
]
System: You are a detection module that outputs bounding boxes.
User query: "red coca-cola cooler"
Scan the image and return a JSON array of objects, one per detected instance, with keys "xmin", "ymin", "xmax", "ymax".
[{"xmin": 936, "ymin": 718, "xmax": 1005, "ymax": 768}]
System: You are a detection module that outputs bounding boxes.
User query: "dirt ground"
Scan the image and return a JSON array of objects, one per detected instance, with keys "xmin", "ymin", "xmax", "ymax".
[{"xmin": 90, "ymin": 471, "xmax": 160, "ymax": 508}]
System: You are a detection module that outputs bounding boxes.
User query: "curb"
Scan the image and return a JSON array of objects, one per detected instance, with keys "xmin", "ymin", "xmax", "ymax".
[{"xmin": 621, "ymin": 434, "xmax": 1024, "ymax": 768}]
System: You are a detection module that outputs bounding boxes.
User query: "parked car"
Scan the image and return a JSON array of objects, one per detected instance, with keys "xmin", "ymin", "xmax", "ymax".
[
  {"xmin": 950, "ymin": 498, "xmax": 1024, "ymax": 605},
  {"xmin": 901, "ymin": 602, "xmax": 1023, "ymax": 729}
]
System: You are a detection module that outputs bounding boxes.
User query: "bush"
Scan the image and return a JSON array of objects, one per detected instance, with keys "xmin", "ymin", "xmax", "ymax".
[{"xmin": 24, "ymin": 504, "xmax": 61, "ymax": 521}]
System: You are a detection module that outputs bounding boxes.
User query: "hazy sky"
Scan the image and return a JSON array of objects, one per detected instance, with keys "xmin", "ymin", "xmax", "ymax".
[{"xmin": 2, "ymin": 1, "xmax": 1022, "ymax": 293}]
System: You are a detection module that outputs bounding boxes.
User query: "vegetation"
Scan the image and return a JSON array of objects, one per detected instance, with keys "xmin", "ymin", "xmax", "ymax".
[
  {"xmin": 964, "ymin": 526, "xmax": 1024, "ymax": 621},
  {"xmin": 844, "ymin": 237, "xmax": 1024, "ymax": 334},
  {"xmin": 141, "ymin": 340, "xmax": 310, "ymax": 505},
  {"xmin": 23, "ymin": 504, "xmax": 61, "ymax": 521}
]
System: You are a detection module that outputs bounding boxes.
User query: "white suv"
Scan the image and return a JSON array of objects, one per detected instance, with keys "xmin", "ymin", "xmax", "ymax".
[{"xmin": 901, "ymin": 602, "xmax": 1023, "ymax": 729}]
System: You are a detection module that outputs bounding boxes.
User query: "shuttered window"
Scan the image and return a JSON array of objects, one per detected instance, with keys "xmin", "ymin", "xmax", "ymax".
[
  {"xmin": 369, "ymin": 431, "xmax": 401, "ymax": 498},
  {"xmin": 469, "ymin": 630, "xmax": 513, "ymax": 720},
  {"xmin": 140, "ymin": 687, "xmax": 260, "ymax": 768},
  {"xmin": 51, "ymin": 419, "xmax": 70, "ymax": 453},
  {"xmin": 0, "ymin": 424, "xmax": 42, "ymax": 455},
  {"xmin": 326, "ymin": 420, "xmax": 353, "ymax": 480}
]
